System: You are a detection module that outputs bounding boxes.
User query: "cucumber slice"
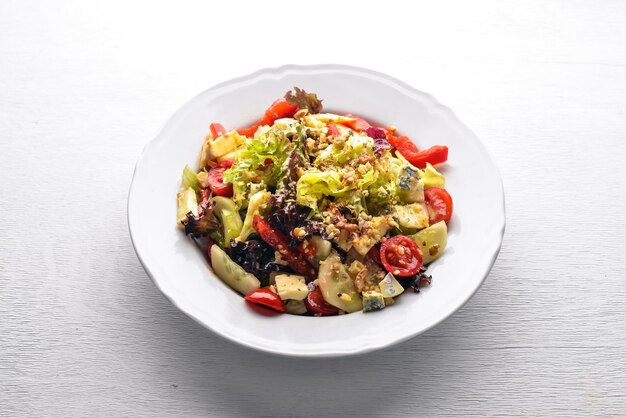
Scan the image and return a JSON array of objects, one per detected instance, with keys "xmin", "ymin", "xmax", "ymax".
[
  {"xmin": 318, "ymin": 253, "xmax": 363, "ymax": 313},
  {"xmin": 410, "ymin": 221, "xmax": 447, "ymax": 264},
  {"xmin": 210, "ymin": 246, "xmax": 260, "ymax": 295},
  {"xmin": 310, "ymin": 235, "xmax": 332, "ymax": 262}
]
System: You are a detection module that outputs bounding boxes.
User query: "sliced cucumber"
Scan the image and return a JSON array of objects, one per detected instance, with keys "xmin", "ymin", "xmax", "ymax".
[
  {"xmin": 237, "ymin": 191, "xmax": 271, "ymax": 242},
  {"xmin": 410, "ymin": 221, "xmax": 447, "ymax": 264},
  {"xmin": 310, "ymin": 235, "xmax": 332, "ymax": 262},
  {"xmin": 318, "ymin": 253, "xmax": 363, "ymax": 313},
  {"xmin": 212, "ymin": 196, "xmax": 243, "ymax": 245},
  {"xmin": 394, "ymin": 203, "xmax": 429, "ymax": 230},
  {"xmin": 210, "ymin": 245, "xmax": 260, "ymax": 295}
]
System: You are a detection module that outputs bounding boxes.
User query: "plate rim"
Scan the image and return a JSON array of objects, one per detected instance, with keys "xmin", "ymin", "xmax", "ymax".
[{"xmin": 128, "ymin": 63, "xmax": 506, "ymax": 357}]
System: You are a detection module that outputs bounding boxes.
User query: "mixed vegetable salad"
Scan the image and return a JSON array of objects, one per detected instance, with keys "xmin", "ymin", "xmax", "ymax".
[{"xmin": 177, "ymin": 88, "xmax": 453, "ymax": 315}]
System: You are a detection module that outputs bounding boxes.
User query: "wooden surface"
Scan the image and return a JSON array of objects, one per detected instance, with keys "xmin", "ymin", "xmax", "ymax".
[{"xmin": 2, "ymin": 0, "xmax": 626, "ymax": 416}]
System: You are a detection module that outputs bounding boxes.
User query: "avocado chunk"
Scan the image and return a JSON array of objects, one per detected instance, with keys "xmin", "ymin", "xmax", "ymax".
[
  {"xmin": 410, "ymin": 221, "xmax": 447, "ymax": 264},
  {"xmin": 212, "ymin": 196, "xmax": 243, "ymax": 245},
  {"xmin": 210, "ymin": 246, "xmax": 260, "ymax": 295},
  {"xmin": 317, "ymin": 253, "xmax": 363, "ymax": 313}
]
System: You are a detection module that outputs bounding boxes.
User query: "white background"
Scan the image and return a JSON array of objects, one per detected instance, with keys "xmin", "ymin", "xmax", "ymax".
[{"xmin": 2, "ymin": 0, "xmax": 625, "ymax": 416}]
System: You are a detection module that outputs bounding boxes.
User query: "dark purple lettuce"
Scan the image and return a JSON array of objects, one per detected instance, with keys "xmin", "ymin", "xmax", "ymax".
[
  {"xmin": 266, "ymin": 192, "xmax": 324, "ymax": 246},
  {"xmin": 396, "ymin": 266, "xmax": 433, "ymax": 293},
  {"xmin": 227, "ymin": 238, "xmax": 281, "ymax": 286}
]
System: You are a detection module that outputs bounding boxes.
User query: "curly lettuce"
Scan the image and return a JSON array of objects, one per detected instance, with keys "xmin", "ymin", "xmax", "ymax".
[{"xmin": 223, "ymin": 126, "xmax": 292, "ymax": 208}]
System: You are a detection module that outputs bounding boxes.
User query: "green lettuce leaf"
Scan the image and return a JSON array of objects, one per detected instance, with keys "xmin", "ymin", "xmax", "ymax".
[
  {"xmin": 296, "ymin": 170, "xmax": 356, "ymax": 210},
  {"xmin": 223, "ymin": 126, "xmax": 292, "ymax": 208}
]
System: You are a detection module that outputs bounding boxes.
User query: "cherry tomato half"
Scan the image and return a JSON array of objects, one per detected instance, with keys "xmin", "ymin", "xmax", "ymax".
[
  {"xmin": 380, "ymin": 235, "xmax": 423, "ymax": 277},
  {"xmin": 207, "ymin": 165, "xmax": 233, "ymax": 197},
  {"xmin": 244, "ymin": 288, "xmax": 285, "ymax": 313},
  {"xmin": 305, "ymin": 282, "xmax": 339, "ymax": 316},
  {"xmin": 424, "ymin": 187, "xmax": 453, "ymax": 224}
]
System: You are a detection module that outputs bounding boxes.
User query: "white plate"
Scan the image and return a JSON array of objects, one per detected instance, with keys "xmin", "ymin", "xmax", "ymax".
[{"xmin": 128, "ymin": 64, "xmax": 505, "ymax": 357}]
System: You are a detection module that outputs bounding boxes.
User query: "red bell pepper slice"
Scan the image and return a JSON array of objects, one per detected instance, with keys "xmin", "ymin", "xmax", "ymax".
[
  {"xmin": 209, "ymin": 123, "xmax": 227, "ymax": 138},
  {"xmin": 252, "ymin": 215, "xmax": 316, "ymax": 279},
  {"xmin": 388, "ymin": 135, "xmax": 448, "ymax": 169},
  {"xmin": 237, "ymin": 98, "xmax": 299, "ymax": 137}
]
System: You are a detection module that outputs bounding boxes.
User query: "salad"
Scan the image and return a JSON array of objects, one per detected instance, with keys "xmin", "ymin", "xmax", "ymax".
[{"xmin": 177, "ymin": 88, "xmax": 452, "ymax": 315}]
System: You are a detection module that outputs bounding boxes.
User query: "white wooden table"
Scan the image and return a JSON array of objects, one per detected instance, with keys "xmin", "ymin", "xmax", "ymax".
[{"xmin": 2, "ymin": 1, "xmax": 626, "ymax": 416}]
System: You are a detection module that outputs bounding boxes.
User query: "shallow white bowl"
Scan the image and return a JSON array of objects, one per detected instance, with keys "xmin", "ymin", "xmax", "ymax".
[{"xmin": 128, "ymin": 64, "xmax": 505, "ymax": 357}]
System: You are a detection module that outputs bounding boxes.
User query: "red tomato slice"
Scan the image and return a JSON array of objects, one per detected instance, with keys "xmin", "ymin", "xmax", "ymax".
[
  {"xmin": 305, "ymin": 282, "xmax": 338, "ymax": 316},
  {"xmin": 244, "ymin": 288, "xmax": 285, "ymax": 313},
  {"xmin": 207, "ymin": 166, "xmax": 233, "ymax": 197},
  {"xmin": 209, "ymin": 123, "xmax": 226, "ymax": 137},
  {"xmin": 380, "ymin": 235, "xmax": 423, "ymax": 276},
  {"xmin": 424, "ymin": 187, "xmax": 453, "ymax": 224}
]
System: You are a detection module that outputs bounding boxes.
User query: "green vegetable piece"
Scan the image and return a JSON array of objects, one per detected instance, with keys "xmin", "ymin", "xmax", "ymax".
[
  {"xmin": 223, "ymin": 127, "xmax": 292, "ymax": 208},
  {"xmin": 210, "ymin": 245, "xmax": 261, "ymax": 295},
  {"xmin": 212, "ymin": 196, "xmax": 243, "ymax": 245},
  {"xmin": 410, "ymin": 221, "xmax": 448, "ymax": 264},
  {"xmin": 236, "ymin": 191, "xmax": 271, "ymax": 242},
  {"xmin": 420, "ymin": 163, "xmax": 445, "ymax": 188},
  {"xmin": 317, "ymin": 253, "xmax": 363, "ymax": 313},
  {"xmin": 309, "ymin": 235, "xmax": 331, "ymax": 263},
  {"xmin": 394, "ymin": 203, "xmax": 430, "ymax": 230},
  {"xmin": 182, "ymin": 165, "xmax": 200, "ymax": 195}
]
